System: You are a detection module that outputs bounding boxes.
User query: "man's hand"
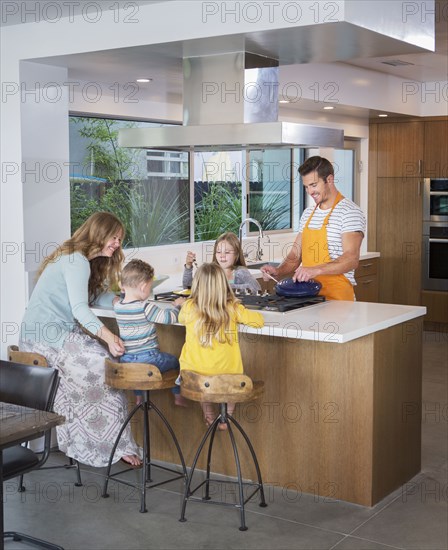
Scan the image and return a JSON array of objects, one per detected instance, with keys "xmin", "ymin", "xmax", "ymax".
[
  {"xmin": 293, "ymin": 265, "xmax": 321, "ymax": 282},
  {"xmin": 260, "ymin": 264, "xmax": 279, "ymax": 282}
]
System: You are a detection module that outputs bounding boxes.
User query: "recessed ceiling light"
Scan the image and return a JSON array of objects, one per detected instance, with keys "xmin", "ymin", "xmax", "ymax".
[
  {"xmin": 323, "ymin": 106, "xmax": 334, "ymax": 110},
  {"xmin": 136, "ymin": 78, "xmax": 152, "ymax": 83},
  {"xmin": 378, "ymin": 114, "xmax": 388, "ymax": 117}
]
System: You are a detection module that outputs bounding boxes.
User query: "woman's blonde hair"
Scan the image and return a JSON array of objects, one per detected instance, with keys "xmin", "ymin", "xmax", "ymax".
[
  {"xmin": 189, "ymin": 262, "xmax": 239, "ymax": 348},
  {"xmin": 212, "ymin": 232, "xmax": 246, "ymax": 268},
  {"xmin": 37, "ymin": 212, "xmax": 125, "ymax": 303}
]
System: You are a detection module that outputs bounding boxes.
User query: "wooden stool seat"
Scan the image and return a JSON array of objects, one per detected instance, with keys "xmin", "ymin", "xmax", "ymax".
[
  {"xmin": 102, "ymin": 359, "xmax": 187, "ymax": 513},
  {"xmin": 6, "ymin": 345, "xmax": 82, "ymax": 489},
  {"xmin": 180, "ymin": 371, "xmax": 264, "ymax": 403},
  {"xmin": 105, "ymin": 359, "xmax": 178, "ymax": 391},
  {"xmin": 179, "ymin": 370, "xmax": 267, "ymax": 531}
]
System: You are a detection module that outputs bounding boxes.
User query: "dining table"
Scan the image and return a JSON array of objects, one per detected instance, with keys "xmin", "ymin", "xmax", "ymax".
[{"xmin": 0, "ymin": 401, "xmax": 65, "ymax": 550}]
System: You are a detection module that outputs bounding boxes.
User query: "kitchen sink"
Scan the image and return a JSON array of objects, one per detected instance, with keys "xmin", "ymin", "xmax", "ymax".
[{"xmin": 247, "ymin": 261, "xmax": 280, "ymax": 269}]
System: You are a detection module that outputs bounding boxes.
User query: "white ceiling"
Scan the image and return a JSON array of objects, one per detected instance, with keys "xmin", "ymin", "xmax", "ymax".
[{"xmin": 10, "ymin": 0, "xmax": 448, "ymax": 120}]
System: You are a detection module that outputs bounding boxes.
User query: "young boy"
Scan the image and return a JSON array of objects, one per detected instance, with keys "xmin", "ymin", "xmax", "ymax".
[{"xmin": 114, "ymin": 259, "xmax": 187, "ymax": 406}]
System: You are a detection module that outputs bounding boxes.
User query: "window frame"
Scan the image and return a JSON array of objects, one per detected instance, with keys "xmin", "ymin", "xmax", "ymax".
[{"xmin": 69, "ymin": 112, "xmax": 302, "ymax": 248}]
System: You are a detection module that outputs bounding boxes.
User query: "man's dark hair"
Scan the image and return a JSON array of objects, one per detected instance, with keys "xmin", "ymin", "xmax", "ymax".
[{"xmin": 298, "ymin": 156, "xmax": 334, "ymax": 182}]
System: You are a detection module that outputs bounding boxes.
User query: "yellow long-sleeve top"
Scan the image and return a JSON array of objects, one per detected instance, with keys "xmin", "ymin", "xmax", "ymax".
[{"xmin": 178, "ymin": 300, "xmax": 264, "ymax": 375}]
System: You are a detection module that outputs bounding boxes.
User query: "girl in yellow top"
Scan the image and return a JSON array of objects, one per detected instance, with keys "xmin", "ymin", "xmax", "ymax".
[{"xmin": 178, "ymin": 262, "xmax": 264, "ymax": 428}]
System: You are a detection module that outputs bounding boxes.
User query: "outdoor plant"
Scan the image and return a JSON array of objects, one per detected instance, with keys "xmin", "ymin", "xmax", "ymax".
[
  {"xmin": 127, "ymin": 182, "xmax": 190, "ymax": 247},
  {"xmin": 249, "ymin": 181, "xmax": 291, "ymax": 230},
  {"xmin": 194, "ymin": 181, "xmax": 242, "ymax": 241}
]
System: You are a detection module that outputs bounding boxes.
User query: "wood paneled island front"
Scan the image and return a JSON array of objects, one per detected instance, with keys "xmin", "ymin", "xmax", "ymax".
[{"xmin": 96, "ymin": 300, "xmax": 426, "ymax": 507}]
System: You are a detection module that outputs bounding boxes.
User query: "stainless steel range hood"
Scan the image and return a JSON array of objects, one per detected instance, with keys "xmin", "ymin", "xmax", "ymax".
[
  {"xmin": 119, "ymin": 52, "xmax": 344, "ymax": 151},
  {"xmin": 119, "ymin": 120, "xmax": 344, "ymax": 151}
]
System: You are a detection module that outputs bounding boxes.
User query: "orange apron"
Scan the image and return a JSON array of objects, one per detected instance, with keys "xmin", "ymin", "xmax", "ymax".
[{"xmin": 302, "ymin": 192, "xmax": 354, "ymax": 301}]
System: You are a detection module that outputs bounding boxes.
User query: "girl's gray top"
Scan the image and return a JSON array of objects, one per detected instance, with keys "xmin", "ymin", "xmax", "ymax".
[{"xmin": 182, "ymin": 265, "xmax": 261, "ymax": 293}]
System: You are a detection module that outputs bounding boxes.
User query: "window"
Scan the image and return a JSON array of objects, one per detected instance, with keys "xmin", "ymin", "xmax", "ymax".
[
  {"xmin": 248, "ymin": 149, "xmax": 293, "ymax": 232},
  {"xmin": 333, "ymin": 148, "xmax": 355, "ymax": 201},
  {"xmin": 69, "ymin": 116, "xmax": 189, "ymax": 247},
  {"xmin": 193, "ymin": 151, "xmax": 243, "ymax": 241},
  {"xmin": 69, "ymin": 115, "xmax": 304, "ymax": 248}
]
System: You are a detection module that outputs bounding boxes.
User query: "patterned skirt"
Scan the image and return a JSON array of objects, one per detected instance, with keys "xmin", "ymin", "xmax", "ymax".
[{"xmin": 20, "ymin": 328, "xmax": 141, "ymax": 467}]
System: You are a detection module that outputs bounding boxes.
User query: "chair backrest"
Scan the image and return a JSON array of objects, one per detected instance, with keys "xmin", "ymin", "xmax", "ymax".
[
  {"xmin": 7, "ymin": 345, "xmax": 48, "ymax": 367},
  {"xmin": 181, "ymin": 371, "xmax": 254, "ymax": 396},
  {"xmin": 105, "ymin": 358, "xmax": 162, "ymax": 390},
  {"xmin": 0, "ymin": 359, "xmax": 59, "ymax": 412}
]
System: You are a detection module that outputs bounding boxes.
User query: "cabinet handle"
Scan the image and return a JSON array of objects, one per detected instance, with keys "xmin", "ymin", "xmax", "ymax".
[
  {"xmin": 418, "ymin": 159, "xmax": 422, "ymax": 176},
  {"xmin": 361, "ymin": 263, "xmax": 373, "ymax": 268},
  {"xmin": 361, "ymin": 280, "xmax": 373, "ymax": 285}
]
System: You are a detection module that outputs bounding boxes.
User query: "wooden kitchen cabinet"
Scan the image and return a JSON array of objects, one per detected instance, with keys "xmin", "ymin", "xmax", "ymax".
[
  {"xmin": 421, "ymin": 290, "xmax": 448, "ymax": 326},
  {"xmin": 355, "ymin": 257, "xmax": 379, "ymax": 302},
  {"xmin": 376, "ymin": 178, "xmax": 422, "ymax": 306},
  {"xmin": 377, "ymin": 121, "xmax": 424, "ymax": 178},
  {"xmin": 369, "ymin": 116, "xmax": 447, "ymax": 306},
  {"xmin": 424, "ymin": 120, "xmax": 448, "ymax": 177}
]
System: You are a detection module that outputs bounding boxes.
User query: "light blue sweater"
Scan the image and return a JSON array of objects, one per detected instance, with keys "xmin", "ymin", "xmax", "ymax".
[{"xmin": 20, "ymin": 252, "xmax": 114, "ymax": 349}]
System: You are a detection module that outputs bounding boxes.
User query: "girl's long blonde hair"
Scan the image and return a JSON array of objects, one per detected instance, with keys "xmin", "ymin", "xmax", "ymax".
[
  {"xmin": 189, "ymin": 262, "xmax": 239, "ymax": 347},
  {"xmin": 37, "ymin": 212, "xmax": 125, "ymax": 303},
  {"xmin": 212, "ymin": 232, "xmax": 246, "ymax": 268}
]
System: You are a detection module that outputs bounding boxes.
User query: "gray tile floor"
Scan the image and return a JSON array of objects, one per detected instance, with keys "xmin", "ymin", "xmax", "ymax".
[{"xmin": 4, "ymin": 331, "xmax": 448, "ymax": 550}]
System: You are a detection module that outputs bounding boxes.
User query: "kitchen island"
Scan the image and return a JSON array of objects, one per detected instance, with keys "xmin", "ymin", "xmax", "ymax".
[{"xmin": 94, "ymin": 300, "xmax": 426, "ymax": 506}]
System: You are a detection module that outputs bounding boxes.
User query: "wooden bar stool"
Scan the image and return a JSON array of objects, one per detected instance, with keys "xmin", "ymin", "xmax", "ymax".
[
  {"xmin": 102, "ymin": 359, "xmax": 187, "ymax": 513},
  {"xmin": 179, "ymin": 371, "xmax": 267, "ymax": 531},
  {"xmin": 7, "ymin": 345, "xmax": 83, "ymax": 489}
]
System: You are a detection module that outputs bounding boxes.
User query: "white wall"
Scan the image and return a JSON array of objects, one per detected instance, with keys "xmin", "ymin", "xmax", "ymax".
[{"xmin": 20, "ymin": 62, "xmax": 71, "ymax": 281}]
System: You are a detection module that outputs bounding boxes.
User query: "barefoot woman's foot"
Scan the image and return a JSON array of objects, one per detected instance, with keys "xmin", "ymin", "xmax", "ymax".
[{"xmin": 120, "ymin": 454, "xmax": 142, "ymax": 468}]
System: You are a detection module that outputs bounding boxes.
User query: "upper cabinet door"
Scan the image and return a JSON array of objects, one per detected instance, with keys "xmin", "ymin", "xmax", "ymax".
[
  {"xmin": 424, "ymin": 120, "xmax": 448, "ymax": 178},
  {"xmin": 377, "ymin": 122, "xmax": 424, "ymax": 178}
]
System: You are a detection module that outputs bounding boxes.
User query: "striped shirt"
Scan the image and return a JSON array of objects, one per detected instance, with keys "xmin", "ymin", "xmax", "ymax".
[
  {"xmin": 114, "ymin": 300, "xmax": 180, "ymax": 354},
  {"xmin": 299, "ymin": 198, "xmax": 366, "ymax": 286}
]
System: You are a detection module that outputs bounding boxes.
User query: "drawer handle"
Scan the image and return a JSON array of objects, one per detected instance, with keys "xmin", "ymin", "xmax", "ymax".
[
  {"xmin": 361, "ymin": 280, "xmax": 373, "ymax": 285},
  {"xmin": 361, "ymin": 263, "xmax": 373, "ymax": 268}
]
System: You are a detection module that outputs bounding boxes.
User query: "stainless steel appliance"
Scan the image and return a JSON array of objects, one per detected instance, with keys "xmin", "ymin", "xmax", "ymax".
[
  {"xmin": 422, "ymin": 179, "xmax": 448, "ymax": 291},
  {"xmin": 119, "ymin": 52, "xmax": 343, "ymax": 151},
  {"xmin": 423, "ymin": 178, "xmax": 448, "ymax": 222},
  {"xmin": 154, "ymin": 290, "xmax": 325, "ymax": 313},
  {"xmin": 422, "ymin": 221, "xmax": 448, "ymax": 291}
]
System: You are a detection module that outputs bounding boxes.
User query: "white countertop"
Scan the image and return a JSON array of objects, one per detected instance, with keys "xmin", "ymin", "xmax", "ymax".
[
  {"xmin": 94, "ymin": 251, "xmax": 425, "ymax": 345},
  {"xmin": 93, "ymin": 297, "xmax": 426, "ymax": 345},
  {"xmin": 252, "ymin": 300, "xmax": 426, "ymax": 343}
]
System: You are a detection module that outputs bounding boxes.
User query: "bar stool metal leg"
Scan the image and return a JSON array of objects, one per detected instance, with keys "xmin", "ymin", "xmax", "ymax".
[
  {"xmin": 179, "ymin": 403, "xmax": 266, "ymax": 531},
  {"xmin": 102, "ymin": 389, "xmax": 187, "ymax": 513}
]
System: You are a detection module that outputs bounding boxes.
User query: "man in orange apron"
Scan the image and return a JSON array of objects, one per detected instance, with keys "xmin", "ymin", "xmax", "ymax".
[{"xmin": 261, "ymin": 156, "xmax": 366, "ymax": 301}]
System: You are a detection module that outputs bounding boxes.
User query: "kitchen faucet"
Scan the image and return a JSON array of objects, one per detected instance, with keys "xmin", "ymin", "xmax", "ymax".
[{"xmin": 238, "ymin": 218, "xmax": 265, "ymax": 262}]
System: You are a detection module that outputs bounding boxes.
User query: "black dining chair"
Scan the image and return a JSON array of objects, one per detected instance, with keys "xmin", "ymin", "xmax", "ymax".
[
  {"xmin": 6, "ymin": 345, "xmax": 83, "ymax": 489},
  {"xmin": 0, "ymin": 359, "xmax": 64, "ymax": 550}
]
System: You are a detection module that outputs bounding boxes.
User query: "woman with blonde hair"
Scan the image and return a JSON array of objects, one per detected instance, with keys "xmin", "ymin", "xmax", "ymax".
[
  {"xmin": 183, "ymin": 231, "xmax": 261, "ymax": 293},
  {"xmin": 20, "ymin": 212, "xmax": 141, "ymax": 467},
  {"xmin": 178, "ymin": 263, "xmax": 264, "ymax": 428}
]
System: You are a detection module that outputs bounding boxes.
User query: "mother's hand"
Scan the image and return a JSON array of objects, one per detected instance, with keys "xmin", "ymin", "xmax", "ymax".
[
  {"xmin": 97, "ymin": 326, "xmax": 125, "ymax": 357},
  {"xmin": 108, "ymin": 337, "xmax": 125, "ymax": 357}
]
